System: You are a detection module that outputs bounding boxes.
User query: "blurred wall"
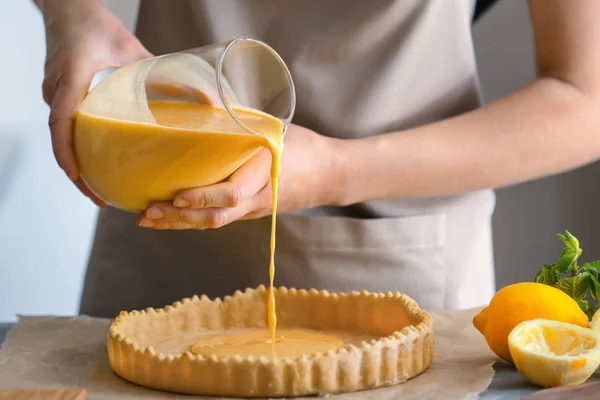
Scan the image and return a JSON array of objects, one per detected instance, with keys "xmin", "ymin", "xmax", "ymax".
[
  {"xmin": 1, "ymin": 1, "xmax": 598, "ymax": 321},
  {"xmin": 0, "ymin": 1, "xmax": 98, "ymax": 322}
]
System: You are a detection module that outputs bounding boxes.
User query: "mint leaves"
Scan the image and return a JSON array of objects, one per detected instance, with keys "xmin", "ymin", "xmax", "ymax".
[
  {"xmin": 555, "ymin": 230, "xmax": 582, "ymax": 274},
  {"xmin": 535, "ymin": 230, "xmax": 600, "ymax": 320},
  {"xmin": 536, "ymin": 265, "xmax": 560, "ymax": 286},
  {"xmin": 554, "ymin": 275, "xmax": 590, "ymax": 303}
]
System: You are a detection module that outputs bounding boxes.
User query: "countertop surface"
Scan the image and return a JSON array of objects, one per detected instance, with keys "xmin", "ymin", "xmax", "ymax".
[{"xmin": 0, "ymin": 322, "xmax": 570, "ymax": 399}]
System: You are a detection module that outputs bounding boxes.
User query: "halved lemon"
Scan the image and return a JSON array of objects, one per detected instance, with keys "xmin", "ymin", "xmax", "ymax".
[{"xmin": 508, "ymin": 318, "xmax": 600, "ymax": 387}]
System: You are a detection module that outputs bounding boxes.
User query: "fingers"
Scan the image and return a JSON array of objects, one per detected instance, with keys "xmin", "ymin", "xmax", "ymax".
[
  {"xmin": 173, "ymin": 149, "xmax": 272, "ymax": 209},
  {"xmin": 138, "ymin": 182, "xmax": 275, "ymax": 230},
  {"xmin": 138, "ymin": 201, "xmax": 254, "ymax": 230},
  {"xmin": 45, "ymin": 61, "xmax": 109, "ymax": 207},
  {"xmin": 145, "ymin": 81, "xmax": 214, "ymax": 105},
  {"xmin": 73, "ymin": 178, "xmax": 107, "ymax": 208},
  {"xmin": 47, "ymin": 65, "xmax": 94, "ymax": 181},
  {"xmin": 135, "ymin": 213, "xmax": 195, "ymax": 230},
  {"xmin": 137, "ymin": 131, "xmax": 277, "ymax": 230}
]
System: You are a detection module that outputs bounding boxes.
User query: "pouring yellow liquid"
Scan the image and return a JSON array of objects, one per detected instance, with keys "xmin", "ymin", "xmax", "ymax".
[{"xmin": 75, "ymin": 100, "xmax": 342, "ymax": 358}]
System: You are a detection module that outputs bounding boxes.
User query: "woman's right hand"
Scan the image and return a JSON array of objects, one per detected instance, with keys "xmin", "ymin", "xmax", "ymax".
[{"xmin": 38, "ymin": 0, "xmax": 152, "ymax": 206}]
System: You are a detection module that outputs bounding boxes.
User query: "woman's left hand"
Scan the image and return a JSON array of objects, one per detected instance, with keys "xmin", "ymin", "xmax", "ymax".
[{"xmin": 137, "ymin": 125, "xmax": 343, "ymax": 230}]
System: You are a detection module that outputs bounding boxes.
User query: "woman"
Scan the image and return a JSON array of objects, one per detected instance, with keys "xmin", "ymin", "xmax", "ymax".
[{"xmin": 34, "ymin": 0, "xmax": 600, "ymax": 317}]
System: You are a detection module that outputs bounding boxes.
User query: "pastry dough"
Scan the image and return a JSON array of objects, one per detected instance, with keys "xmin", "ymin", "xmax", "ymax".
[{"xmin": 107, "ymin": 285, "xmax": 433, "ymax": 397}]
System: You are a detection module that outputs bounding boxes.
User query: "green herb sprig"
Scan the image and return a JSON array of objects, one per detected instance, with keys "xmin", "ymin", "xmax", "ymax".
[{"xmin": 535, "ymin": 230, "xmax": 600, "ymax": 320}]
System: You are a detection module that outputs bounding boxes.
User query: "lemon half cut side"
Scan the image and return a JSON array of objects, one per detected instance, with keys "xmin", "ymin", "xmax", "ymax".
[{"xmin": 508, "ymin": 318, "xmax": 600, "ymax": 388}]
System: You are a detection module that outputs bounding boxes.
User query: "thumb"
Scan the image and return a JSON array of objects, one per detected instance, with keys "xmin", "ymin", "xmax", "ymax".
[{"xmin": 173, "ymin": 149, "xmax": 272, "ymax": 209}]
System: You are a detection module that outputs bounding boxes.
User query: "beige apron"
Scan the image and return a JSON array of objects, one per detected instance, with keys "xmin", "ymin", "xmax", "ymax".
[{"xmin": 79, "ymin": 0, "xmax": 496, "ymax": 318}]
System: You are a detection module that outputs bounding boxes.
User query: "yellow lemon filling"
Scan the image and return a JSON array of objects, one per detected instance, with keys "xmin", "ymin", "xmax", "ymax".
[{"xmin": 190, "ymin": 328, "xmax": 344, "ymax": 359}]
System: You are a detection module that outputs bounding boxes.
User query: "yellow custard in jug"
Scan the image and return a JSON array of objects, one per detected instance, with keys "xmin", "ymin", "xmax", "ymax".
[{"xmin": 74, "ymin": 100, "xmax": 281, "ymax": 213}]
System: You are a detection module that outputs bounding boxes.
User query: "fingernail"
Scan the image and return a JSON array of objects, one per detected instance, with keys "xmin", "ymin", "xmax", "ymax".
[
  {"xmin": 139, "ymin": 219, "xmax": 155, "ymax": 228},
  {"xmin": 146, "ymin": 207, "xmax": 164, "ymax": 219},
  {"xmin": 174, "ymin": 198, "xmax": 190, "ymax": 208}
]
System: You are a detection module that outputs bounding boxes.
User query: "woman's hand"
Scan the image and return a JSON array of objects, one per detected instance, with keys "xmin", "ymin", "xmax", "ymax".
[
  {"xmin": 137, "ymin": 125, "xmax": 344, "ymax": 229},
  {"xmin": 38, "ymin": 0, "xmax": 151, "ymax": 206}
]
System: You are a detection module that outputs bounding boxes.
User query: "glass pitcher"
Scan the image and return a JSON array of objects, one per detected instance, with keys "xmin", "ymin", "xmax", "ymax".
[{"xmin": 74, "ymin": 37, "xmax": 296, "ymax": 212}]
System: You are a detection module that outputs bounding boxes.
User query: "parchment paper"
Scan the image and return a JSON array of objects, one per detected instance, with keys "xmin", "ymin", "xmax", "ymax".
[{"xmin": 0, "ymin": 308, "xmax": 496, "ymax": 399}]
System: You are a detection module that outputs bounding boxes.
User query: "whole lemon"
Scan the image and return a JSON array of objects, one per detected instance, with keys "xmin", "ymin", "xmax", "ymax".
[{"xmin": 473, "ymin": 282, "xmax": 588, "ymax": 362}]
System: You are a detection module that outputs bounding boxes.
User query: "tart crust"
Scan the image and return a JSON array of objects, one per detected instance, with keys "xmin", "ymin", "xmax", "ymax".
[{"xmin": 107, "ymin": 285, "xmax": 434, "ymax": 397}]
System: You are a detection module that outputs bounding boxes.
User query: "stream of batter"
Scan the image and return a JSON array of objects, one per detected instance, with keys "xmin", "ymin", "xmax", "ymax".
[{"xmin": 190, "ymin": 130, "xmax": 344, "ymax": 358}]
